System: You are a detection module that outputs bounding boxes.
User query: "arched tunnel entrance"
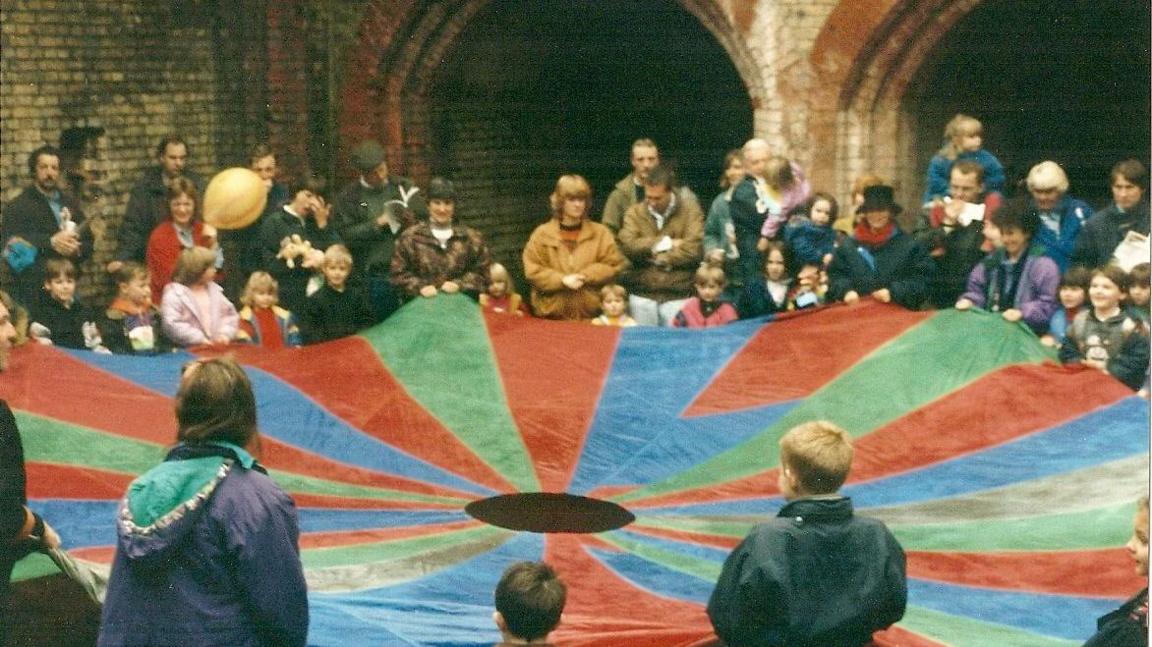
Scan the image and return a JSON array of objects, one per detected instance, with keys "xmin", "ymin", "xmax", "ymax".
[
  {"xmin": 425, "ymin": 0, "xmax": 753, "ymax": 275},
  {"xmin": 906, "ymin": 0, "xmax": 1150, "ymax": 207}
]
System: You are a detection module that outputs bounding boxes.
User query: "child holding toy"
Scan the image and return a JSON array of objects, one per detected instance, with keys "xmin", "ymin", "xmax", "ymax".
[{"xmin": 259, "ymin": 176, "xmax": 342, "ymax": 314}]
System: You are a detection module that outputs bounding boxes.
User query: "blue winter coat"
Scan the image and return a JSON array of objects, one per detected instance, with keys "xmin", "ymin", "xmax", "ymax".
[
  {"xmin": 707, "ymin": 497, "xmax": 907, "ymax": 646},
  {"xmin": 783, "ymin": 218, "xmax": 836, "ymax": 265},
  {"xmin": 99, "ymin": 443, "xmax": 308, "ymax": 647},
  {"xmin": 1031, "ymin": 195, "xmax": 1092, "ymax": 273},
  {"xmin": 922, "ymin": 149, "xmax": 1005, "ymax": 204}
]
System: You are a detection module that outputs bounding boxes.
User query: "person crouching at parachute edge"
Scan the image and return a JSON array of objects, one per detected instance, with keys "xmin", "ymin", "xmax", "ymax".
[
  {"xmin": 707, "ymin": 420, "xmax": 907, "ymax": 646},
  {"xmin": 98, "ymin": 357, "xmax": 308, "ymax": 647}
]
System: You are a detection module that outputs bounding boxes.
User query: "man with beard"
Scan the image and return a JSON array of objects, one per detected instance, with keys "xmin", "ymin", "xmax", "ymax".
[{"xmin": 1, "ymin": 146, "xmax": 93, "ymax": 307}]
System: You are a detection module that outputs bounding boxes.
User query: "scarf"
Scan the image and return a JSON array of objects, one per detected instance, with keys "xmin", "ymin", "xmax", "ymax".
[{"xmin": 853, "ymin": 221, "xmax": 896, "ymax": 249}]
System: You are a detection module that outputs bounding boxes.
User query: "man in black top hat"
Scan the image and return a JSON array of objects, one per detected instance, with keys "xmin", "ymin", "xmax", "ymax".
[{"xmin": 330, "ymin": 140, "xmax": 428, "ymax": 322}]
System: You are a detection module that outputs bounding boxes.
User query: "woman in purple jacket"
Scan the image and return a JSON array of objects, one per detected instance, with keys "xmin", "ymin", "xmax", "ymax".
[
  {"xmin": 98, "ymin": 358, "xmax": 308, "ymax": 647},
  {"xmin": 955, "ymin": 199, "xmax": 1059, "ymax": 334}
]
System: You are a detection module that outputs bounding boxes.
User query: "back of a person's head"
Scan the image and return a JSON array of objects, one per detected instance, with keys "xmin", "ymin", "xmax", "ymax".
[
  {"xmin": 173, "ymin": 246, "xmax": 217, "ymax": 285},
  {"xmin": 779, "ymin": 421, "xmax": 854, "ymax": 495},
  {"xmin": 494, "ymin": 561, "xmax": 567, "ymax": 641},
  {"xmin": 175, "ymin": 357, "xmax": 258, "ymax": 449}
]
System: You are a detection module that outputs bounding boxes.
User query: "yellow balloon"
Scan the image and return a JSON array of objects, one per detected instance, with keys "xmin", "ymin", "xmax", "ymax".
[{"xmin": 202, "ymin": 167, "xmax": 268, "ymax": 230}]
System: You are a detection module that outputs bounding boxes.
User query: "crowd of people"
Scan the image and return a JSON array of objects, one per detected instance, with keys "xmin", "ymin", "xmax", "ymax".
[
  {"xmin": 3, "ymin": 121, "xmax": 1147, "ymax": 391},
  {"xmin": 0, "ymin": 119, "xmax": 1149, "ymax": 643}
]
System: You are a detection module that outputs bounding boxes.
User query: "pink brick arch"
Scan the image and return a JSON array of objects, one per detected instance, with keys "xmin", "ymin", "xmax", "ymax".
[
  {"xmin": 807, "ymin": 0, "xmax": 985, "ymax": 212},
  {"xmin": 337, "ymin": 0, "xmax": 766, "ymax": 187}
]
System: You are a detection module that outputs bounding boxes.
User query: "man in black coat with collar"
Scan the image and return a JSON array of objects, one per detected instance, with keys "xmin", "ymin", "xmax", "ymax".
[{"xmin": 1, "ymin": 145, "xmax": 93, "ymax": 308}]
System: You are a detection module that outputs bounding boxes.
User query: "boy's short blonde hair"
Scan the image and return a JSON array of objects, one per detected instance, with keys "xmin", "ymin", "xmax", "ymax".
[
  {"xmin": 241, "ymin": 271, "xmax": 279, "ymax": 306},
  {"xmin": 323, "ymin": 244, "xmax": 353, "ymax": 268},
  {"xmin": 694, "ymin": 265, "xmax": 727, "ymax": 287},
  {"xmin": 779, "ymin": 421, "xmax": 853, "ymax": 495},
  {"xmin": 600, "ymin": 283, "xmax": 628, "ymax": 301}
]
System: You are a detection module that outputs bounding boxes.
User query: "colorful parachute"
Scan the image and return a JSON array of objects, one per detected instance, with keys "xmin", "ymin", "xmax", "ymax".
[{"xmin": 4, "ymin": 296, "xmax": 1147, "ymax": 646}]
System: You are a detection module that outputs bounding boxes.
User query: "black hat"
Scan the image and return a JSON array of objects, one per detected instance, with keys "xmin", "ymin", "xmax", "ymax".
[
  {"xmin": 856, "ymin": 184, "xmax": 903, "ymax": 215},
  {"xmin": 425, "ymin": 177, "xmax": 457, "ymax": 202}
]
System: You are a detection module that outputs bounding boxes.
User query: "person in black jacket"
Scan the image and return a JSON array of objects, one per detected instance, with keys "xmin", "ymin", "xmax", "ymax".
[
  {"xmin": 708, "ymin": 421, "xmax": 906, "ymax": 647},
  {"xmin": 1071, "ymin": 159, "xmax": 1149, "ymax": 270},
  {"xmin": 1083, "ymin": 495, "xmax": 1148, "ymax": 647},
  {"xmin": 828, "ymin": 185, "xmax": 934, "ymax": 309},
  {"xmin": 0, "ymin": 145, "xmax": 93, "ymax": 308},
  {"xmin": 0, "ymin": 290, "xmax": 61, "ymax": 640}
]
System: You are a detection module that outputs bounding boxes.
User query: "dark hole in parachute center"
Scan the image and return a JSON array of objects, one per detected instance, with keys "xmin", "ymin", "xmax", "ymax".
[{"xmin": 466, "ymin": 493, "xmax": 635, "ymax": 533}]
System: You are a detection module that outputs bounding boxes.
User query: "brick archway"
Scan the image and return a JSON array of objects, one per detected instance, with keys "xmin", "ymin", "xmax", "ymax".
[
  {"xmin": 808, "ymin": 0, "xmax": 984, "ymax": 214},
  {"xmin": 338, "ymin": 0, "xmax": 765, "ymax": 187}
]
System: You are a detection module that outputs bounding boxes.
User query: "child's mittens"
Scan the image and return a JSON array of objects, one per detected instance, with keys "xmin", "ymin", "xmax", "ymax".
[{"xmin": 82, "ymin": 321, "xmax": 105, "ymax": 351}]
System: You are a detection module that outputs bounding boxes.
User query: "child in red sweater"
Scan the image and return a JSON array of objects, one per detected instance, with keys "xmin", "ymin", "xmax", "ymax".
[{"xmin": 236, "ymin": 271, "xmax": 302, "ymax": 348}]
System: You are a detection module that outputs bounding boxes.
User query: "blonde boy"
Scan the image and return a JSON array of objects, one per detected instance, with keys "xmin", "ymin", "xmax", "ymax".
[
  {"xmin": 708, "ymin": 421, "xmax": 907, "ymax": 646},
  {"xmin": 300, "ymin": 245, "xmax": 374, "ymax": 344}
]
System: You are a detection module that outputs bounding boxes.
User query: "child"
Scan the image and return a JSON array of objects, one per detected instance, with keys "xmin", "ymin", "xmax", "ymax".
[
  {"xmin": 590, "ymin": 284, "xmax": 637, "ymax": 327},
  {"xmin": 28, "ymin": 258, "xmax": 106, "ymax": 352},
  {"xmin": 1128, "ymin": 262, "xmax": 1150, "ymax": 323},
  {"xmin": 301, "ymin": 245, "xmax": 374, "ymax": 344},
  {"xmin": 707, "ymin": 421, "xmax": 907, "ymax": 645},
  {"xmin": 479, "ymin": 262, "xmax": 529, "ymax": 317},
  {"xmin": 235, "ymin": 272, "xmax": 302, "ymax": 348},
  {"xmin": 160, "ymin": 246, "xmax": 239, "ymax": 348},
  {"xmin": 1083, "ymin": 495, "xmax": 1148, "ymax": 646},
  {"xmin": 783, "ymin": 192, "xmax": 838, "ymax": 267},
  {"xmin": 1059, "ymin": 266, "xmax": 1150, "ymax": 391},
  {"xmin": 789, "ymin": 261, "xmax": 826, "ymax": 311},
  {"xmin": 96, "ymin": 262, "xmax": 171, "ymax": 355},
  {"xmin": 673, "ymin": 266, "xmax": 738, "ymax": 328},
  {"xmin": 740, "ymin": 241, "xmax": 793, "ymax": 318},
  {"xmin": 493, "ymin": 561, "xmax": 566, "ymax": 646},
  {"xmin": 756, "ymin": 156, "xmax": 811, "ymax": 242},
  {"xmin": 1040, "ymin": 266, "xmax": 1092, "ymax": 347},
  {"xmin": 922, "ymin": 114, "xmax": 1005, "ymax": 205}
]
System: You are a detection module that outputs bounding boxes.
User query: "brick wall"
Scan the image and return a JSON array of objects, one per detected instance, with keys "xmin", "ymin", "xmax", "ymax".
[{"xmin": 0, "ymin": 0, "xmax": 271, "ymax": 303}]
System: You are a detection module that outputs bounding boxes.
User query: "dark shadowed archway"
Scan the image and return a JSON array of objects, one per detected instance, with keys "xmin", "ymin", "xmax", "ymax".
[
  {"xmin": 423, "ymin": 0, "xmax": 754, "ymax": 274},
  {"xmin": 907, "ymin": 0, "xmax": 1151, "ymax": 207}
]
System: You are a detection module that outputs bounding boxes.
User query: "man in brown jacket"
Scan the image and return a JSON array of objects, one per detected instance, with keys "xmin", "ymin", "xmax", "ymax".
[{"xmin": 618, "ymin": 165, "xmax": 704, "ymax": 325}]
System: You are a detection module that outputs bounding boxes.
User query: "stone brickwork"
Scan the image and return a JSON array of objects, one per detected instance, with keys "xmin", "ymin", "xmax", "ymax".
[
  {"xmin": 5, "ymin": 0, "xmax": 1138, "ymax": 307},
  {"xmin": 0, "ymin": 0, "xmax": 273, "ymax": 303}
]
